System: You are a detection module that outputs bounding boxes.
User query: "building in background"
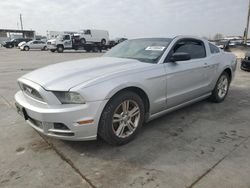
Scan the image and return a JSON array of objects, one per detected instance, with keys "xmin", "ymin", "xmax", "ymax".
[{"xmin": 0, "ymin": 29, "xmax": 35, "ymax": 44}]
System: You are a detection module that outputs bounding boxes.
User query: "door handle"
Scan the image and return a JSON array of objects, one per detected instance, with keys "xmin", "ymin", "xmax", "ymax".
[{"xmin": 204, "ymin": 63, "xmax": 210, "ymax": 68}]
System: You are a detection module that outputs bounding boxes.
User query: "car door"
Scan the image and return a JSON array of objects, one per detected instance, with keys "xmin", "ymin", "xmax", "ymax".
[
  {"xmin": 29, "ymin": 41, "xmax": 36, "ymax": 49},
  {"xmin": 37, "ymin": 41, "xmax": 45, "ymax": 49},
  {"xmin": 164, "ymin": 39, "xmax": 210, "ymax": 108},
  {"xmin": 63, "ymin": 35, "xmax": 72, "ymax": 48}
]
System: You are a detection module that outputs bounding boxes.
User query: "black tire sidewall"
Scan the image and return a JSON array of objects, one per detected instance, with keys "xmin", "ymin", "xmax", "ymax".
[
  {"xmin": 80, "ymin": 38, "xmax": 86, "ymax": 44},
  {"xmin": 24, "ymin": 46, "xmax": 29, "ymax": 51},
  {"xmin": 57, "ymin": 46, "xmax": 63, "ymax": 53},
  {"xmin": 101, "ymin": 39, "xmax": 106, "ymax": 45},
  {"xmin": 98, "ymin": 91, "xmax": 145, "ymax": 145}
]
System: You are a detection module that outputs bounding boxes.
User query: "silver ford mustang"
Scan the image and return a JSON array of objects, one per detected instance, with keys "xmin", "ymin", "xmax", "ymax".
[{"xmin": 15, "ymin": 36, "xmax": 237, "ymax": 145}]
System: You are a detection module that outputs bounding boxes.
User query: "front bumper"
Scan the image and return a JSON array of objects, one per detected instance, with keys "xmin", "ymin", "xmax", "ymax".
[
  {"xmin": 15, "ymin": 91, "xmax": 107, "ymax": 141},
  {"xmin": 47, "ymin": 44, "xmax": 57, "ymax": 50},
  {"xmin": 241, "ymin": 60, "xmax": 250, "ymax": 71}
]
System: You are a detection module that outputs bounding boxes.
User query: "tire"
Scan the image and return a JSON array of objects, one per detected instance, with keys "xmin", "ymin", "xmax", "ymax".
[
  {"xmin": 50, "ymin": 49, "xmax": 56, "ymax": 52},
  {"xmin": 80, "ymin": 38, "xmax": 86, "ymax": 44},
  {"xmin": 101, "ymin": 39, "xmax": 106, "ymax": 45},
  {"xmin": 93, "ymin": 46, "xmax": 99, "ymax": 52},
  {"xmin": 24, "ymin": 46, "xmax": 29, "ymax": 51},
  {"xmin": 57, "ymin": 45, "xmax": 64, "ymax": 53},
  {"xmin": 84, "ymin": 46, "xmax": 92, "ymax": 52},
  {"xmin": 42, "ymin": 46, "xmax": 47, "ymax": 51},
  {"xmin": 8, "ymin": 44, "xmax": 13, "ymax": 48},
  {"xmin": 98, "ymin": 91, "xmax": 145, "ymax": 146},
  {"xmin": 210, "ymin": 72, "xmax": 230, "ymax": 103}
]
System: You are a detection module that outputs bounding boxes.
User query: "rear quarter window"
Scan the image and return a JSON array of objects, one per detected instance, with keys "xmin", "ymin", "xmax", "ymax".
[{"xmin": 209, "ymin": 43, "xmax": 220, "ymax": 54}]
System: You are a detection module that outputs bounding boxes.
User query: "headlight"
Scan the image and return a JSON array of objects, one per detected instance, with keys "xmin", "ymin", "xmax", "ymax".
[{"xmin": 53, "ymin": 91, "xmax": 85, "ymax": 104}]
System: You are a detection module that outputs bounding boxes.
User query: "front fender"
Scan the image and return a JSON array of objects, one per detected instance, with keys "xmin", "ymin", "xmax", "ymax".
[{"xmin": 72, "ymin": 79, "xmax": 149, "ymax": 102}]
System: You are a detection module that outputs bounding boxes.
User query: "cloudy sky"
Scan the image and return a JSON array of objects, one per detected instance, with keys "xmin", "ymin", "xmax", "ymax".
[{"xmin": 0, "ymin": 0, "xmax": 248, "ymax": 38}]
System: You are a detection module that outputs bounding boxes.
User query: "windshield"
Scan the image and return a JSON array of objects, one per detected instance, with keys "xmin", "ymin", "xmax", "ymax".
[{"xmin": 104, "ymin": 38, "xmax": 172, "ymax": 63}]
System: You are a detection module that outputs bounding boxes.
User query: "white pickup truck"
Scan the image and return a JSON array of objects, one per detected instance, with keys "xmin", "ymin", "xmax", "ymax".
[{"xmin": 47, "ymin": 29, "xmax": 110, "ymax": 53}]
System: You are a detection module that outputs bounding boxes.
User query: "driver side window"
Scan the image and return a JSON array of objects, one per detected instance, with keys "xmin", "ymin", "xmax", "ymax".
[
  {"xmin": 173, "ymin": 39, "xmax": 206, "ymax": 59},
  {"xmin": 63, "ymin": 35, "xmax": 70, "ymax": 40}
]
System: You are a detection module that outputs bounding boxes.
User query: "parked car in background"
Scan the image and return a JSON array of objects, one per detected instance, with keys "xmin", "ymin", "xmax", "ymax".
[
  {"xmin": 3, "ymin": 38, "xmax": 32, "ymax": 48},
  {"xmin": 241, "ymin": 52, "xmax": 250, "ymax": 71},
  {"xmin": 109, "ymin": 38, "xmax": 128, "ymax": 48},
  {"xmin": 215, "ymin": 39, "xmax": 230, "ymax": 49},
  {"xmin": 229, "ymin": 39, "xmax": 243, "ymax": 47},
  {"xmin": 15, "ymin": 36, "xmax": 237, "ymax": 145},
  {"xmin": 17, "ymin": 41, "xmax": 26, "ymax": 49},
  {"xmin": 20, "ymin": 40, "xmax": 47, "ymax": 51}
]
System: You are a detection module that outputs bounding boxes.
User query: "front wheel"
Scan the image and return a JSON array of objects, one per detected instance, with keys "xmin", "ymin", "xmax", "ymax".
[
  {"xmin": 24, "ymin": 46, "xmax": 29, "ymax": 51},
  {"xmin": 98, "ymin": 91, "xmax": 145, "ymax": 145},
  {"xmin": 57, "ymin": 45, "xmax": 64, "ymax": 53},
  {"xmin": 210, "ymin": 72, "xmax": 230, "ymax": 103}
]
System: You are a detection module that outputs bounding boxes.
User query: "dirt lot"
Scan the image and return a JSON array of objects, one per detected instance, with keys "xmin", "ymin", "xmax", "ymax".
[{"xmin": 0, "ymin": 48, "xmax": 250, "ymax": 188}]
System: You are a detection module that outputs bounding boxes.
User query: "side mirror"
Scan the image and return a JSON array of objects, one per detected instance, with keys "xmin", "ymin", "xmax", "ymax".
[{"xmin": 169, "ymin": 52, "xmax": 191, "ymax": 62}]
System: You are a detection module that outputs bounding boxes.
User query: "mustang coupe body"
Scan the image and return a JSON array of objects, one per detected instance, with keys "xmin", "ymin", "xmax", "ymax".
[{"xmin": 15, "ymin": 36, "xmax": 237, "ymax": 145}]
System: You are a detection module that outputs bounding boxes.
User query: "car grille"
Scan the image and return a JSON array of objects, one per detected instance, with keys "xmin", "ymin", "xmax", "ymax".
[{"xmin": 19, "ymin": 83, "xmax": 44, "ymax": 102}]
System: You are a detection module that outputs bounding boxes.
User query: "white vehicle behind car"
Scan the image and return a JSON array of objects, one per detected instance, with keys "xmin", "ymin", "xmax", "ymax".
[
  {"xmin": 79, "ymin": 29, "xmax": 109, "ymax": 45},
  {"xmin": 20, "ymin": 40, "xmax": 47, "ymax": 51}
]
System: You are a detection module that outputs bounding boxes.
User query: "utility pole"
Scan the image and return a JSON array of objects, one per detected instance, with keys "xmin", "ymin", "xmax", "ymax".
[
  {"xmin": 244, "ymin": 0, "xmax": 250, "ymax": 44},
  {"xmin": 20, "ymin": 14, "xmax": 24, "ymax": 37}
]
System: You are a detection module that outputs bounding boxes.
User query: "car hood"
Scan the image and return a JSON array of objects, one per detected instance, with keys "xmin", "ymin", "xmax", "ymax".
[{"xmin": 21, "ymin": 57, "xmax": 152, "ymax": 91}]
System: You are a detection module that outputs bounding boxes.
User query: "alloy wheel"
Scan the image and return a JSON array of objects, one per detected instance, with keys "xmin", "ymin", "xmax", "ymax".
[
  {"xmin": 112, "ymin": 100, "xmax": 140, "ymax": 138},
  {"xmin": 217, "ymin": 75, "xmax": 228, "ymax": 98}
]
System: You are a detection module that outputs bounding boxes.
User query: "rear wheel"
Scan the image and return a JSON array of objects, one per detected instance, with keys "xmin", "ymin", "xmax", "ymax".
[
  {"xmin": 80, "ymin": 38, "xmax": 86, "ymax": 44},
  {"xmin": 101, "ymin": 39, "xmax": 106, "ymax": 45},
  {"xmin": 98, "ymin": 91, "xmax": 144, "ymax": 145},
  {"xmin": 210, "ymin": 72, "xmax": 230, "ymax": 103}
]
